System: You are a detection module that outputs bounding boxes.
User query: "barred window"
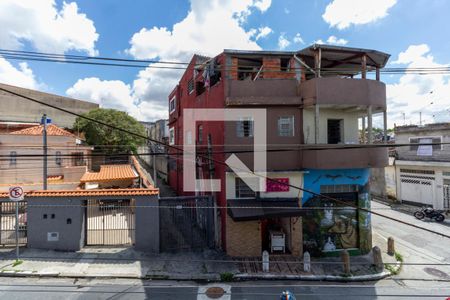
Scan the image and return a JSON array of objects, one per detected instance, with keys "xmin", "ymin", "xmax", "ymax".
[
  {"xmin": 278, "ymin": 116, "xmax": 294, "ymax": 136},
  {"xmin": 400, "ymin": 169, "xmax": 435, "ymax": 175},
  {"xmin": 236, "ymin": 117, "xmax": 253, "ymax": 137},
  {"xmin": 55, "ymin": 151, "xmax": 62, "ymax": 165},
  {"xmin": 169, "ymin": 97, "xmax": 176, "ymax": 114},
  {"xmin": 320, "ymin": 184, "xmax": 357, "ymax": 193},
  {"xmin": 187, "ymin": 78, "xmax": 194, "ymax": 94}
]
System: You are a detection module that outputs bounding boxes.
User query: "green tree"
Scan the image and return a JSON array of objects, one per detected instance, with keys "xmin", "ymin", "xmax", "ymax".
[{"xmin": 73, "ymin": 108, "xmax": 146, "ymax": 153}]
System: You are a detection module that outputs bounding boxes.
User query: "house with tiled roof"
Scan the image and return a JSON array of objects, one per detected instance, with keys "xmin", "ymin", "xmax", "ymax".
[
  {"xmin": 80, "ymin": 164, "xmax": 139, "ymax": 189},
  {"xmin": 0, "ymin": 123, "xmax": 92, "ymax": 191}
]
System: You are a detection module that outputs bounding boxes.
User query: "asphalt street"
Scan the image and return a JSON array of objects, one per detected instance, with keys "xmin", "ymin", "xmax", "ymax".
[{"xmin": 0, "ymin": 277, "xmax": 449, "ymax": 299}]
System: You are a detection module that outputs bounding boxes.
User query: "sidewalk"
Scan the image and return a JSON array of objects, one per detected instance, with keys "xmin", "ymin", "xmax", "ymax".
[{"xmin": 0, "ymin": 242, "xmax": 399, "ymax": 281}]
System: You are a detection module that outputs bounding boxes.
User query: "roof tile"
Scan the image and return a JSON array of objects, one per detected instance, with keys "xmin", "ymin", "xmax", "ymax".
[
  {"xmin": 0, "ymin": 188, "xmax": 158, "ymax": 198},
  {"xmin": 10, "ymin": 124, "xmax": 75, "ymax": 137},
  {"xmin": 80, "ymin": 165, "xmax": 138, "ymax": 183}
]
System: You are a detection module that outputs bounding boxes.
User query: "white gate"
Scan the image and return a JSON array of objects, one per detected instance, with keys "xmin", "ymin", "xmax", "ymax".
[{"xmin": 400, "ymin": 171, "xmax": 434, "ymax": 206}]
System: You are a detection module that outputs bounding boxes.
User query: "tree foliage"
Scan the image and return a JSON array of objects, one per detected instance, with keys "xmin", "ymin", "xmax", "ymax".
[{"xmin": 73, "ymin": 108, "xmax": 146, "ymax": 153}]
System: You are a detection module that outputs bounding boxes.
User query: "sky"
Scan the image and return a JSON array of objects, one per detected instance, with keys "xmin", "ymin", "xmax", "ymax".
[{"xmin": 1, "ymin": 0, "xmax": 450, "ymax": 128}]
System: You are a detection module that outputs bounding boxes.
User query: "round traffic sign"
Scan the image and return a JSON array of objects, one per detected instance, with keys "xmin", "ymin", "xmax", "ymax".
[{"xmin": 9, "ymin": 186, "xmax": 24, "ymax": 201}]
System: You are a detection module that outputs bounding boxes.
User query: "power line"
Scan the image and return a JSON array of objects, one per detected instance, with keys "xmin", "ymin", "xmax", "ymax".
[{"xmin": 1, "ymin": 85, "xmax": 449, "ymax": 240}]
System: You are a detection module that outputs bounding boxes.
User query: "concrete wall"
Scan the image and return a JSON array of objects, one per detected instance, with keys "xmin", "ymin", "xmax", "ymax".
[
  {"xmin": 370, "ymin": 167, "xmax": 387, "ymax": 198},
  {"xmin": 134, "ymin": 195, "xmax": 160, "ymax": 252},
  {"xmin": 27, "ymin": 197, "xmax": 85, "ymax": 251},
  {"xmin": 385, "ymin": 158, "xmax": 397, "ymax": 199},
  {"xmin": 0, "ymin": 83, "xmax": 98, "ymax": 128}
]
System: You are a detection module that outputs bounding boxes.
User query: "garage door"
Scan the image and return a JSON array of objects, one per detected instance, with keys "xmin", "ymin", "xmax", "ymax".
[{"xmin": 400, "ymin": 171, "xmax": 434, "ymax": 206}]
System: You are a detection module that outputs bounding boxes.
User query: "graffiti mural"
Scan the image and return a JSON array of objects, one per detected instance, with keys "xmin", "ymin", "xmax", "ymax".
[{"xmin": 302, "ymin": 168, "xmax": 371, "ymax": 256}]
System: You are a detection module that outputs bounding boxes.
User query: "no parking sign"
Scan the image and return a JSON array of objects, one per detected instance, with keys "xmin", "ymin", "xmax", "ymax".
[{"xmin": 9, "ymin": 186, "xmax": 24, "ymax": 201}]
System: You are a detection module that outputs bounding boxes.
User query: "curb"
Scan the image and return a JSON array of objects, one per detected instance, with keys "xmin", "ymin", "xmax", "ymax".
[
  {"xmin": 234, "ymin": 271, "xmax": 391, "ymax": 282},
  {"xmin": 0, "ymin": 270, "xmax": 390, "ymax": 282}
]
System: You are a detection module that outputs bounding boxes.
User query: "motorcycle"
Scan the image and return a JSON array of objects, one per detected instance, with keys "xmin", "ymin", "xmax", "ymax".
[{"xmin": 413, "ymin": 207, "xmax": 445, "ymax": 222}]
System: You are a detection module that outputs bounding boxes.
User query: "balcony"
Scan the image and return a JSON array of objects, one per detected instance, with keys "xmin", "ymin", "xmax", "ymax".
[
  {"xmin": 299, "ymin": 77, "xmax": 386, "ymax": 109},
  {"xmin": 302, "ymin": 146, "xmax": 388, "ymax": 169},
  {"xmin": 225, "ymin": 79, "xmax": 300, "ymax": 106}
]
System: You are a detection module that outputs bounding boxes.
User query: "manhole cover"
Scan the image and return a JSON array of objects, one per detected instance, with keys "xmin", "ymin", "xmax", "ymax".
[
  {"xmin": 423, "ymin": 267, "xmax": 450, "ymax": 279},
  {"xmin": 205, "ymin": 287, "xmax": 225, "ymax": 299}
]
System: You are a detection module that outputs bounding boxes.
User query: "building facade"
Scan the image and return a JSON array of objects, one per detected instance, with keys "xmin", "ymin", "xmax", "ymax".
[
  {"xmin": 167, "ymin": 45, "xmax": 390, "ymax": 257},
  {"xmin": 394, "ymin": 123, "xmax": 450, "ymax": 210},
  {"xmin": 0, "ymin": 124, "xmax": 92, "ymax": 191}
]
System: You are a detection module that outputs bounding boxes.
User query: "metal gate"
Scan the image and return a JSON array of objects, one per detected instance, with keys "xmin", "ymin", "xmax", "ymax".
[
  {"xmin": 444, "ymin": 184, "xmax": 450, "ymax": 209},
  {"xmin": 86, "ymin": 199, "xmax": 135, "ymax": 246},
  {"xmin": 0, "ymin": 201, "xmax": 27, "ymax": 246},
  {"xmin": 159, "ymin": 196, "xmax": 215, "ymax": 252}
]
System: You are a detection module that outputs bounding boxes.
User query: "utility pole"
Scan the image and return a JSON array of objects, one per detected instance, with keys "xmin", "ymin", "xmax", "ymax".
[
  {"xmin": 42, "ymin": 114, "xmax": 48, "ymax": 190},
  {"xmin": 419, "ymin": 112, "xmax": 422, "ymax": 126}
]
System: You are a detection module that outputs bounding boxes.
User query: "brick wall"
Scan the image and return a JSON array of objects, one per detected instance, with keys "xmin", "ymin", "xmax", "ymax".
[
  {"xmin": 262, "ymin": 57, "xmax": 296, "ymax": 79},
  {"xmin": 226, "ymin": 215, "xmax": 261, "ymax": 256}
]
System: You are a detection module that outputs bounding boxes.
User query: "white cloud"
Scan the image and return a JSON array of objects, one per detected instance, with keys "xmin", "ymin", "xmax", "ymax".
[
  {"xmin": 0, "ymin": 58, "xmax": 40, "ymax": 89},
  {"xmin": 293, "ymin": 33, "xmax": 304, "ymax": 44},
  {"xmin": 66, "ymin": 78, "xmax": 135, "ymax": 111},
  {"xmin": 252, "ymin": 26, "xmax": 273, "ymax": 40},
  {"xmin": 327, "ymin": 35, "xmax": 348, "ymax": 45},
  {"xmin": 72, "ymin": 0, "xmax": 272, "ymax": 121},
  {"xmin": 387, "ymin": 44, "xmax": 450, "ymax": 127},
  {"xmin": 322, "ymin": 0, "xmax": 397, "ymax": 30},
  {"xmin": 314, "ymin": 39, "xmax": 325, "ymax": 45},
  {"xmin": 278, "ymin": 33, "xmax": 291, "ymax": 50},
  {"xmin": 253, "ymin": 0, "xmax": 272, "ymax": 12},
  {"xmin": 0, "ymin": 0, "xmax": 98, "ymax": 55}
]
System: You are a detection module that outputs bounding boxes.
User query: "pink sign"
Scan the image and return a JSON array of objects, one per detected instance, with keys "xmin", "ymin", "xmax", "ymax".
[{"xmin": 266, "ymin": 178, "xmax": 289, "ymax": 192}]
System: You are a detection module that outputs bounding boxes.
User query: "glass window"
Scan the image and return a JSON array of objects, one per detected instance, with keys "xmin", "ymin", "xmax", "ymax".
[
  {"xmin": 169, "ymin": 97, "xmax": 176, "ymax": 114},
  {"xmin": 10, "ymin": 151, "xmax": 17, "ymax": 166},
  {"xmin": 187, "ymin": 78, "xmax": 194, "ymax": 94},
  {"xmin": 198, "ymin": 125, "xmax": 203, "ymax": 144},
  {"xmin": 278, "ymin": 116, "xmax": 294, "ymax": 136},
  {"xmin": 236, "ymin": 117, "xmax": 253, "ymax": 137},
  {"xmin": 169, "ymin": 127, "xmax": 175, "ymax": 145},
  {"xmin": 55, "ymin": 151, "xmax": 62, "ymax": 165}
]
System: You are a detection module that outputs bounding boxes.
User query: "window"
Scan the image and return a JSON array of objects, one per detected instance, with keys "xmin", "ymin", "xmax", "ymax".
[
  {"xmin": 198, "ymin": 125, "xmax": 203, "ymax": 144},
  {"xmin": 327, "ymin": 119, "xmax": 343, "ymax": 144},
  {"xmin": 9, "ymin": 151, "xmax": 17, "ymax": 166},
  {"xmin": 55, "ymin": 151, "xmax": 62, "ymax": 165},
  {"xmin": 278, "ymin": 116, "xmax": 294, "ymax": 136},
  {"xmin": 409, "ymin": 137, "xmax": 441, "ymax": 151},
  {"xmin": 236, "ymin": 117, "xmax": 254, "ymax": 137},
  {"xmin": 187, "ymin": 78, "xmax": 194, "ymax": 94},
  {"xmin": 169, "ymin": 127, "xmax": 175, "ymax": 145},
  {"xmin": 169, "ymin": 97, "xmax": 176, "ymax": 114},
  {"xmin": 71, "ymin": 152, "xmax": 85, "ymax": 166},
  {"xmin": 280, "ymin": 58, "xmax": 290, "ymax": 72},
  {"xmin": 235, "ymin": 178, "xmax": 256, "ymax": 198}
]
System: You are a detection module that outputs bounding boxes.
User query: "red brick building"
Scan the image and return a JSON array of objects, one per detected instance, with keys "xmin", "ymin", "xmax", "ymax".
[{"xmin": 167, "ymin": 45, "xmax": 390, "ymax": 257}]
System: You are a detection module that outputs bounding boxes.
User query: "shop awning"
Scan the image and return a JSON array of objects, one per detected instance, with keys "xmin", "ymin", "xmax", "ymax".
[{"xmin": 227, "ymin": 198, "xmax": 303, "ymax": 221}]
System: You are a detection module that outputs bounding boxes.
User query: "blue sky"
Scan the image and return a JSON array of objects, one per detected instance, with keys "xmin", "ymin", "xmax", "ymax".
[{"xmin": 1, "ymin": 0, "xmax": 450, "ymax": 127}]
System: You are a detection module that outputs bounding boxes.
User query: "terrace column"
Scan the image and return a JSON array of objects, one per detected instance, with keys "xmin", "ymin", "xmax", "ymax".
[
  {"xmin": 361, "ymin": 117, "xmax": 366, "ymax": 144},
  {"xmin": 361, "ymin": 55, "xmax": 367, "ymax": 79},
  {"xmin": 383, "ymin": 110, "xmax": 388, "ymax": 142},
  {"xmin": 315, "ymin": 104, "xmax": 320, "ymax": 144},
  {"xmin": 314, "ymin": 49, "xmax": 321, "ymax": 78},
  {"xmin": 376, "ymin": 67, "xmax": 380, "ymax": 81},
  {"xmin": 367, "ymin": 106, "xmax": 373, "ymax": 144}
]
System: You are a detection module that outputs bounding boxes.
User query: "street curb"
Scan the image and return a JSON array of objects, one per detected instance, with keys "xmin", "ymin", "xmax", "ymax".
[
  {"xmin": 0, "ymin": 270, "xmax": 391, "ymax": 282},
  {"xmin": 234, "ymin": 271, "xmax": 391, "ymax": 282}
]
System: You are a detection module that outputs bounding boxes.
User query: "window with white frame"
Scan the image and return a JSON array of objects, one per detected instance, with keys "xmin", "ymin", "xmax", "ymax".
[
  {"xmin": 236, "ymin": 117, "xmax": 254, "ymax": 137},
  {"xmin": 169, "ymin": 97, "xmax": 176, "ymax": 114},
  {"xmin": 235, "ymin": 177, "xmax": 256, "ymax": 198},
  {"xmin": 278, "ymin": 116, "xmax": 294, "ymax": 136},
  {"xmin": 169, "ymin": 127, "xmax": 175, "ymax": 145}
]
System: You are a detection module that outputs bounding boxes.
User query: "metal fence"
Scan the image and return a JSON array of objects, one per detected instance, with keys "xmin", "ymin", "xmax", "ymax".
[
  {"xmin": 86, "ymin": 199, "xmax": 135, "ymax": 246},
  {"xmin": 0, "ymin": 201, "xmax": 27, "ymax": 246},
  {"xmin": 159, "ymin": 195, "xmax": 215, "ymax": 252}
]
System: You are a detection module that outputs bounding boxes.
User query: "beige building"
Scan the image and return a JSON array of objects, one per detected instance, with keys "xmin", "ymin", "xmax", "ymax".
[
  {"xmin": 0, "ymin": 83, "xmax": 98, "ymax": 128},
  {"xmin": 0, "ymin": 124, "xmax": 92, "ymax": 191}
]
